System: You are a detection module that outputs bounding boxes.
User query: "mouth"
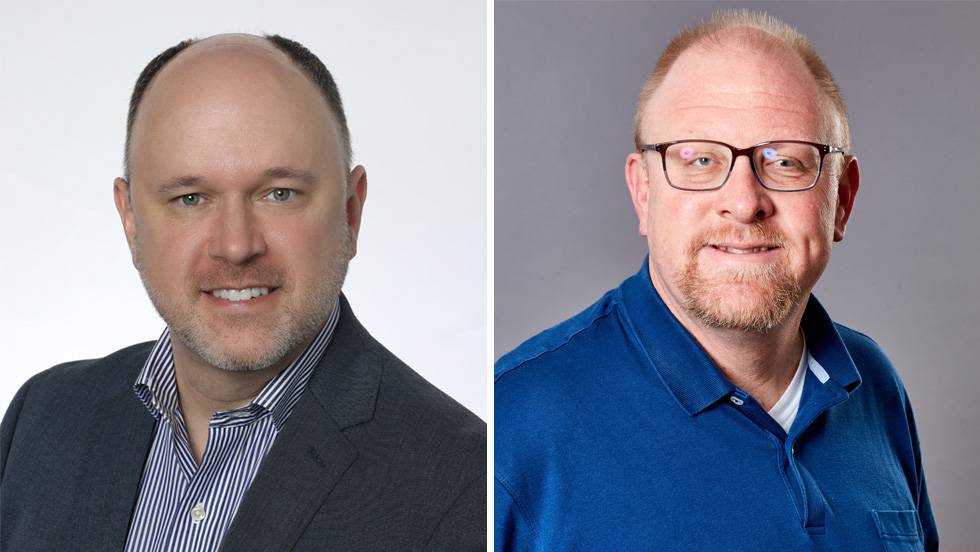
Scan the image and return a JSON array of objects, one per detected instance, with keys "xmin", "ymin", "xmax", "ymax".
[
  {"xmin": 709, "ymin": 245, "xmax": 778, "ymax": 254},
  {"xmin": 208, "ymin": 286, "xmax": 274, "ymax": 302}
]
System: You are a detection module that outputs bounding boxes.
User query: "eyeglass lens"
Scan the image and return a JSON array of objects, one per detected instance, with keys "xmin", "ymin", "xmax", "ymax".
[{"xmin": 665, "ymin": 142, "xmax": 821, "ymax": 190}]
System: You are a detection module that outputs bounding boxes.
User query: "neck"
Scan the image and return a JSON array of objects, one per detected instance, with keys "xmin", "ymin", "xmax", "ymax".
[
  {"xmin": 693, "ymin": 320, "xmax": 805, "ymax": 411},
  {"xmin": 648, "ymin": 263, "xmax": 810, "ymax": 410},
  {"xmin": 169, "ymin": 344, "xmax": 294, "ymax": 464}
]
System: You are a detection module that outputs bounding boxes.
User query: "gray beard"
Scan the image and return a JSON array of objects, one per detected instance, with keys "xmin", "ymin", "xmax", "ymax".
[{"xmin": 135, "ymin": 228, "xmax": 351, "ymax": 372}]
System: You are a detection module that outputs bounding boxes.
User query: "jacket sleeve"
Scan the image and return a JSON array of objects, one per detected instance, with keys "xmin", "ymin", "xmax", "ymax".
[
  {"xmin": 423, "ymin": 470, "xmax": 487, "ymax": 551},
  {"xmin": 0, "ymin": 376, "xmax": 33, "ymax": 480}
]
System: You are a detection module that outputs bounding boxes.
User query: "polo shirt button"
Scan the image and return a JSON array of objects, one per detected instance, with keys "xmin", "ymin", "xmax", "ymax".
[
  {"xmin": 791, "ymin": 447, "xmax": 796, "ymax": 455},
  {"xmin": 191, "ymin": 503, "xmax": 207, "ymax": 522}
]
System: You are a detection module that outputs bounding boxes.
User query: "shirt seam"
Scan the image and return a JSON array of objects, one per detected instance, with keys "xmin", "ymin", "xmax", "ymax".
[
  {"xmin": 494, "ymin": 470, "xmax": 540, "ymax": 541},
  {"xmin": 494, "ymin": 300, "xmax": 618, "ymax": 383}
]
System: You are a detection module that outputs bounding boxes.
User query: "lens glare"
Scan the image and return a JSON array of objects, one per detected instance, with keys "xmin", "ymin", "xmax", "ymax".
[{"xmin": 754, "ymin": 142, "xmax": 820, "ymax": 190}]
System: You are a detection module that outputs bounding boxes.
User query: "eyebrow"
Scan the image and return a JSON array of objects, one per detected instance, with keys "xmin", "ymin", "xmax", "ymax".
[
  {"xmin": 153, "ymin": 167, "xmax": 318, "ymax": 196},
  {"xmin": 155, "ymin": 176, "xmax": 203, "ymax": 196},
  {"xmin": 263, "ymin": 167, "xmax": 318, "ymax": 187}
]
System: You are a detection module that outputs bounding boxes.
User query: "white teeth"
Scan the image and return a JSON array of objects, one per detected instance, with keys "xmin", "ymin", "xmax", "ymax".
[
  {"xmin": 210, "ymin": 287, "xmax": 271, "ymax": 301},
  {"xmin": 715, "ymin": 246, "xmax": 773, "ymax": 254}
]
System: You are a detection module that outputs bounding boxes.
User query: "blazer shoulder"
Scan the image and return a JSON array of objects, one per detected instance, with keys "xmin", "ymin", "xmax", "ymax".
[
  {"xmin": 5, "ymin": 342, "xmax": 153, "ymax": 419},
  {"xmin": 377, "ymin": 344, "xmax": 486, "ymax": 439},
  {"xmin": 313, "ymin": 298, "xmax": 485, "ymax": 445}
]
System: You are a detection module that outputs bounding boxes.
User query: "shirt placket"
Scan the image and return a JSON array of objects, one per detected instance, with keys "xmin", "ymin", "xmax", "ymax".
[
  {"xmin": 726, "ymin": 387, "xmax": 827, "ymax": 535},
  {"xmin": 163, "ymin": 408, "xmax": 263, "ymax": 552}
]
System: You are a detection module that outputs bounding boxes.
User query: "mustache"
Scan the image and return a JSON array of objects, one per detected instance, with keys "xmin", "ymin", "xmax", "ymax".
[
  {"xmin": 687, "ymin": 222, "xmax": 789, "ymax": 254},
  {"xmin": 194, "ymin": 265, "xmax": 286, "ymax": 290}
]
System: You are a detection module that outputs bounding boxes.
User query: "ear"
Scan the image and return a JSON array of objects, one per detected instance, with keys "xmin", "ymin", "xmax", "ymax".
[
  {"xmin": 833, "ymin": 155, "xmax": 860, "ymax": 242},
  {"xmin": 625, "ymin": 152, "xmax": 652, "ymax": 236},
  {"xmin": 345, "ymin": 165, "xmax": 368, "ymax": 258},
  {"xmin": 113, "ymin": 177, "xmax": 138, "ymax": 266}
]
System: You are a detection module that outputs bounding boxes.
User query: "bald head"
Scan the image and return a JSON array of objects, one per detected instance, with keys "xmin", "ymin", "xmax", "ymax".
[{"xmin": 123, "ymin": 33, "xmax": 351, "ymax": 183}]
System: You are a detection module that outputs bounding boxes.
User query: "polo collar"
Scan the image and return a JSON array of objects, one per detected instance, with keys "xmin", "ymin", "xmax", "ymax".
[{"xmin": 618, "ymin": 258, "xmax": 861, "ymax": 416}]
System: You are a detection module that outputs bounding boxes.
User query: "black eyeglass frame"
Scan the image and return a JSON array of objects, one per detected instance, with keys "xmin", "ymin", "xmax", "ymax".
[{"xmin": 638, "ymin": 139, "xmax": 846, "ymax": 192}]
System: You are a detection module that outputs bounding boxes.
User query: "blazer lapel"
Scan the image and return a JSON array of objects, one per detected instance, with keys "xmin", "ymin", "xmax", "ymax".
[
  {"xmin": 219, "ymin": 297, "xmax": 381, "ymax": 552},
  {"xmin": 71, "ymin": 349, "xmax": 158, "ymax": 549},
  {"xmin": 217, "ymin": 394, "xmax": 358, "ymax": 552},
  {"xmin": 84, "ymin": 385, "xmax": 157, "ymax": 546}
]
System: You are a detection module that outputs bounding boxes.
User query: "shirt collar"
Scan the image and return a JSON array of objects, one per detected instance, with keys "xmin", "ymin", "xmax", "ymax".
[
  {"xmin": 618, "ymin": 258, "xmax": 861, "ymax": 416},
  {"xmin": 133, "ymin": 298, "xmax": 341, "ymax": 431}
]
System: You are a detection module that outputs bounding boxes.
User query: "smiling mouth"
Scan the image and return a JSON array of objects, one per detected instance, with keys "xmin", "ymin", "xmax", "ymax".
[
  {"xmin": 710, "ymin": 245, "xmax": 778, "ymax": 254},
  {"xmin": 208, "ymin": 287, "xmax": 273, "ymax": 301}
]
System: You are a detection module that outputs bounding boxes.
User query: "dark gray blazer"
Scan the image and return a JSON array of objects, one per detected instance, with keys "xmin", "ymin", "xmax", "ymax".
[{"xmin": 0, "ymin": 296, "xmax": 486, "ymax": 551}]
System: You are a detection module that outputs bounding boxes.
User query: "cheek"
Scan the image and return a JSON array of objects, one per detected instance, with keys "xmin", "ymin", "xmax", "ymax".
[
  {"xmin": 271, "ymin": 211, "xmax": 346, "ymax": 266},
  {"xmin": 808, "ymin": 189, "xmax": 840, "ymax": 245},
  {"xmin": 781, "ymin": 196, "xmax": 837, "ymax": 283},
  {"xmin": 135, "ymin": 219, "xmax": 203, "ymax": 284},
  {"xmin": 647, "ymin": 192, "xmax": 700, "ymax": 251},
  {"xmin": 645, "ymin": 196, "xmax": 699, "ymax": 276}
]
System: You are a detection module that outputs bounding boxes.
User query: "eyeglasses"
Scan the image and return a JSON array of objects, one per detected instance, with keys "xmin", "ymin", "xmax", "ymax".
[{"xmin": 638, "ymin": 140, "xmax": 845, "ymax": 192}]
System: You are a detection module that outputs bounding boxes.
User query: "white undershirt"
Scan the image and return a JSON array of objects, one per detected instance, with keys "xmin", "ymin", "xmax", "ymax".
[{"xmin": 767, "ymin": 332, "xmax": 809, "ymax": 435}]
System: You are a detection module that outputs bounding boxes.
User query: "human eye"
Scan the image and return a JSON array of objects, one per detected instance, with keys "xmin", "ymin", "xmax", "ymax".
[
  {"xmin": 177, "ymin": 193, "xmax": 202, "ymax": 207},
  {"xmin": 265, "ymin": 188, "xmax": 293, "ymax": 202},
  {"xmin": 674, "ymin": 144, "xmax": 722, "ymax": 166},
  {"xmin": 761, "ymin": 145, "xmax": 813, "ymax": 173}
]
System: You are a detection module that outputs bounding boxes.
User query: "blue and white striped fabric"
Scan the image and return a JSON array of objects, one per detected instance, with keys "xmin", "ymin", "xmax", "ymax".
[{"xmin": 124, "ymin": 300, "xmax": 341, "ymax": 552}]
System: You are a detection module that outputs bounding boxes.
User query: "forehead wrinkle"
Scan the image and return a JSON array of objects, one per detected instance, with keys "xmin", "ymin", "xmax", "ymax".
[
  {"xmin": 662, "ymin": 82, "xmax": 819, "ymax": 112},
  {"xmin": 648, "ymin": 87, "xmax": 828, "ymax": 146},
  {"xmin": 149, "ymin": 164, "xmax": 321, "ymax": 196}
]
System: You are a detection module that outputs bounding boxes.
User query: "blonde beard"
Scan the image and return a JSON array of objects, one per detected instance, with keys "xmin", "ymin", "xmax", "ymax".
[{"xmin": 677, "ymin": 223, "xmax": 802, "ymax": 333}]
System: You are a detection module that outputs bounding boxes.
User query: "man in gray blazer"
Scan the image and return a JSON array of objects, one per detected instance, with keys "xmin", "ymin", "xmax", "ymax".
[{"xmin": 0, "ymin": 33, "xmax": 485, "ymax": 551}]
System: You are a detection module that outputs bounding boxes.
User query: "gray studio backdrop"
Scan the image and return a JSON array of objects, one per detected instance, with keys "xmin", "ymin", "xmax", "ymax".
[{"xmin": 495, "ymin": 1, "xmax": 979, "ymax": 549}]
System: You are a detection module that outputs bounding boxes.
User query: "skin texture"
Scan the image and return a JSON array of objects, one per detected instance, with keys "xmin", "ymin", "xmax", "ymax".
[
  {"xmin": 625, "ymin": 36, "xmax": 859, "ymax": 409},
  {"xmin": 113, "ymin": 34, "xmax": 367, "ymax": 462}
]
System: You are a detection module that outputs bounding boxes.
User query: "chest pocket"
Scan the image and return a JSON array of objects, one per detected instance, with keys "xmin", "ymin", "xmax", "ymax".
[{"xmin": 872, "ymin": 510, "xmax": 925, "ymax": 552}]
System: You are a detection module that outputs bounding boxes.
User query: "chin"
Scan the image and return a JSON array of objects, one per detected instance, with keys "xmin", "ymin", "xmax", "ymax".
[
  {"xmin": 680, "ymin": 272, "xmax": 803, "ymax": 334},
  {"xmin": 181, "ymin": 334, "xmax": 296, "ymax": 372}
]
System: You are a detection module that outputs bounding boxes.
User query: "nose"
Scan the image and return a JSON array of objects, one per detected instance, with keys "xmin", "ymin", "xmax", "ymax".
[
  {"xmin": 714, "ymin": 155, "xmax": 774, "ymax": 223},
  {"xmin": 207, "ymin": 200, "xmax": 266, "ymax": 265}
]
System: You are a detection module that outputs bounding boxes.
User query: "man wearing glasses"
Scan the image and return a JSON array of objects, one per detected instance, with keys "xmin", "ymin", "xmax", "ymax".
[{"xmin": 495, "ymin": 11, "xmax": 937, "ymax": 551}]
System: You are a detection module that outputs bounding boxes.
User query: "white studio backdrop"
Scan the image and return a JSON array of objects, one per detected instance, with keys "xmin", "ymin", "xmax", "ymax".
[{"xmin": 0, "ymin": 1, "xmax": 487, "ymax": 419}]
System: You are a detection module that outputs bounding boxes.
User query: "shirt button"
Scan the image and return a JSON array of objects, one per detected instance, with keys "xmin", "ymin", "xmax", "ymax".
[{"xmin": 191, "ymin": 503, "xmax": 207, "ymax": 522}]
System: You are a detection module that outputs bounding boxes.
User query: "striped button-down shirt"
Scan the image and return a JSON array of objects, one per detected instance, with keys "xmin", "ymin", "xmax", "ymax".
[{"xmin": 124, "ymin": 301, "xmax": 340, "ymax": 552}]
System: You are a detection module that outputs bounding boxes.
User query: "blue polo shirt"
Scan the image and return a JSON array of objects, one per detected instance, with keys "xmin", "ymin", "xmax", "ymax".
[{"xmin": 494, "ymin": 261, "xmax": 938, "ymax": 551}]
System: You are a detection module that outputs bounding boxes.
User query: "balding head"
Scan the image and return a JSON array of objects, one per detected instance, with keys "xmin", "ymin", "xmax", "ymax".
[
  {"xmin": 634, "ymin": 11, "xmax": 849, "ymax": 154},
  {"xmin": 123, "ymin": 33, "xmax": 351, "ymax": 184}
]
